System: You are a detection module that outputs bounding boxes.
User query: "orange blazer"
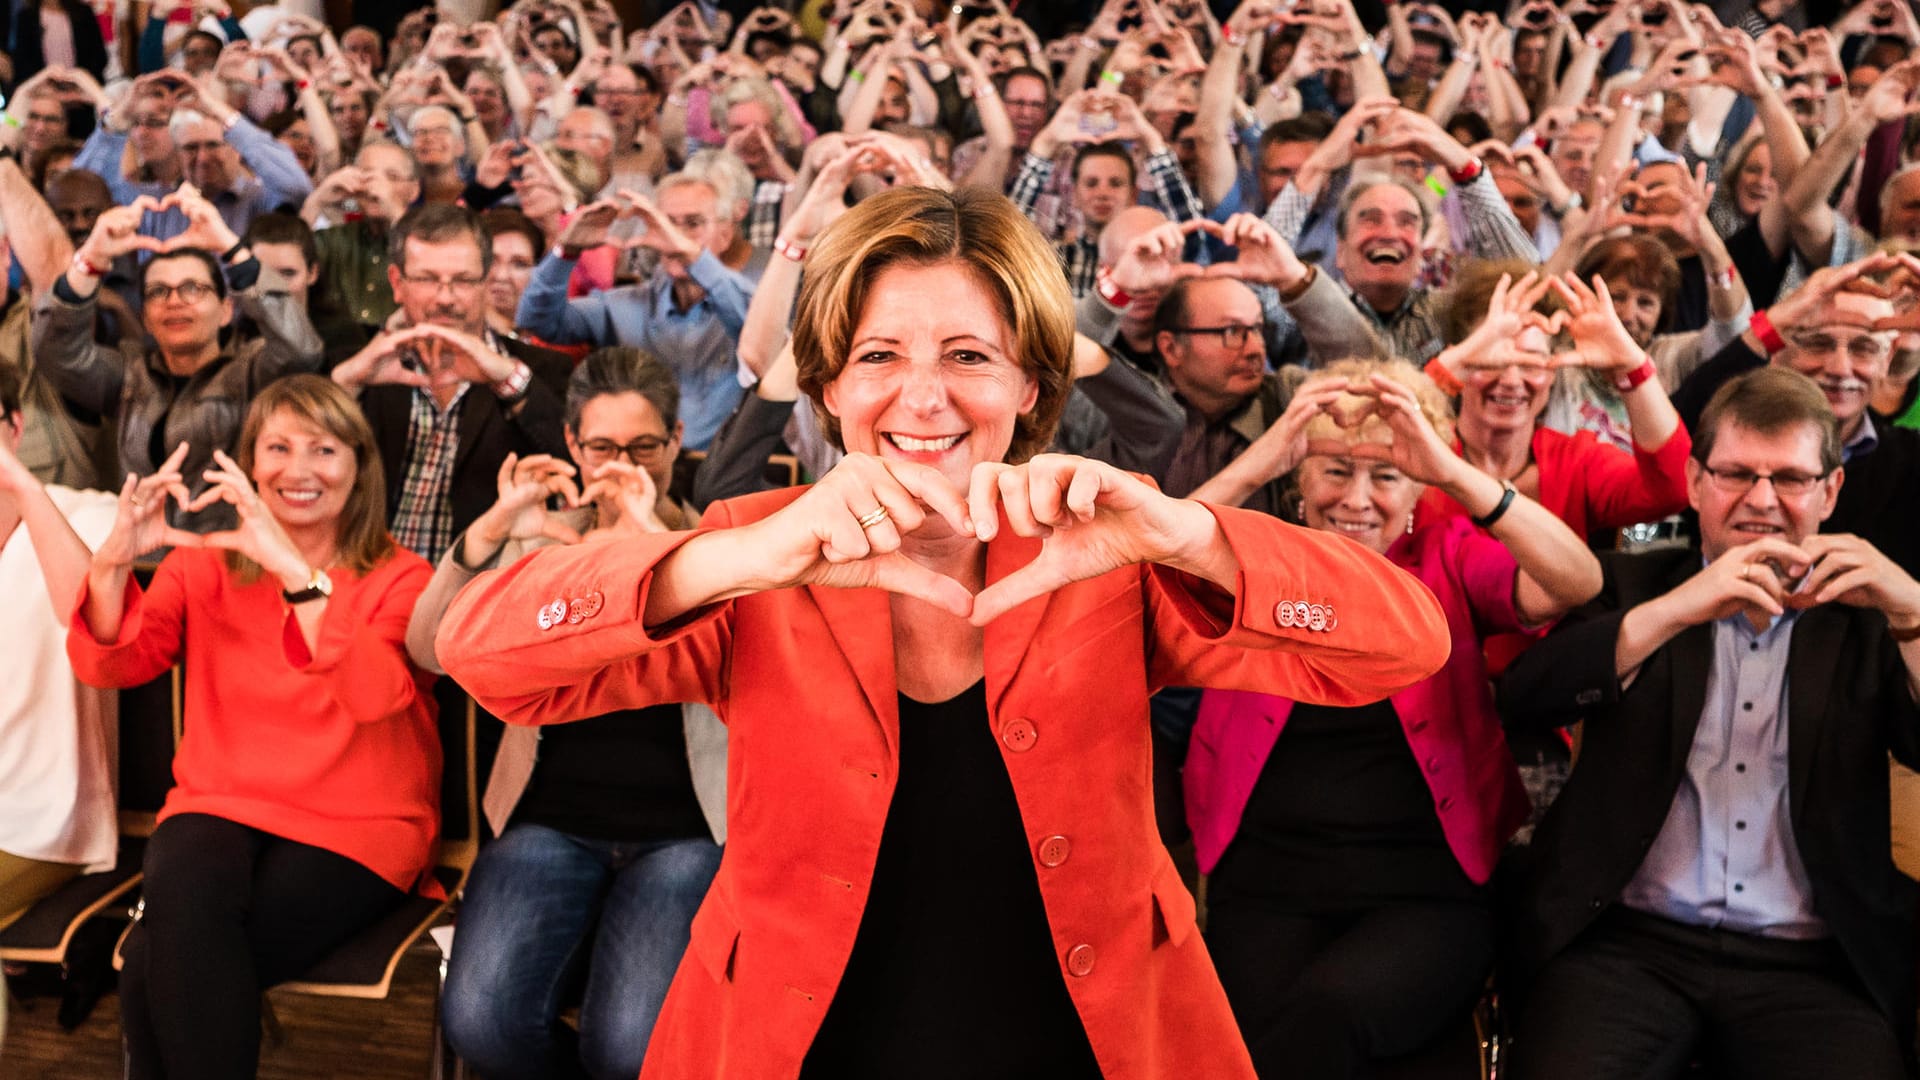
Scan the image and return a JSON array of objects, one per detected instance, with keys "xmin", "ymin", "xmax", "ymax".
[{"xmin": 436, "ymin": 488, "xmax": 1451, "ymax": 1080}]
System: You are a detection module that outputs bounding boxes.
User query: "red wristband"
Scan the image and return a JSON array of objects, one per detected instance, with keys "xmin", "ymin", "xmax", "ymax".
[
  {"xmin": 1095, "ymin": 269, "xmax": 1132, "ymax": 310},
  {"xmin": 1446, "ymin": 157, "xmax": 1484, "ymax": 186},
  {"xmin": 1423, "ymin": 356, "xmax": 1464, "ymax": 397},
  {"xmin": 1750, "ymin": 309, "xmax": 1787, "ymax": 355},
  {"xmin": 1826, "ymin": 73, "xmax": 1845, "ymax": 89},
  {"xmin": 71, "ymin": 252, "xmax": 108, "ymax": 278},
  {"xmin": 774, "ymin": 236, "xmax": 808, "ymax": 263},
  {"xmin": 296, "ymin": 78, "xmax": 311, "ymax": 91},
  {"xmin": 1615, "ymin": 356, "xmax": 1657, "ymax": 393}
]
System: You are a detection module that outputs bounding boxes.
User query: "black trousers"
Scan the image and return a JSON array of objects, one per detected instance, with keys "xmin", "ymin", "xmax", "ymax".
[
  {"xmin": 1511, "ymin": 907, "xmax": 1909, "ymax": 1080},
  {"xmin": 1204, "ymin": 890, "xmax": 1493, "ymax": 1080},
  {"xmin": 120, "ymin": 813, "xmax": 407, "ymax": 1080}
]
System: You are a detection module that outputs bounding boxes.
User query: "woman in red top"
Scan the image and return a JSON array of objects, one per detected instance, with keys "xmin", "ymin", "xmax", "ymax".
[{"xmin": 68, "ymin": 375, "xmax": 439, "ymax": 1080}]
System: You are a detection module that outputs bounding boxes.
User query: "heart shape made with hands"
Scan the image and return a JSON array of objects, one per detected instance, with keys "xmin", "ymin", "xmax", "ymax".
[{"xmin": 1303, "ymin": 390, "xmax": 1395, "ymax": 460}]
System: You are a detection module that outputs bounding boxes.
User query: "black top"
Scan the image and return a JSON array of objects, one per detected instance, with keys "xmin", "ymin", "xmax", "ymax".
[
  {"xmin": 1210, "ymin": 700, "xmax": 1480, "ymax": 910},
  {"xmin": 511, "ymin": 705, "xmax": 709, "ymax": 843},
  {"xmin": 800, "ymin": 681, "xmax": 1103, "ymax": 1080}
]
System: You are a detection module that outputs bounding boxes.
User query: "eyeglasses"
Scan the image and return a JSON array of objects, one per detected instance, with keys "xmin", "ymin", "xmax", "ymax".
[
  {"xmin": 579, "ymin": 436, "xmax": 670, "ymax": 463},
  {"xmin": 1171, "ymin": 323, "xmax": 1265, "ymax": 349},
  {"xmin": 399, "ymin": 273, "xmax": 486, "ymax": 296},
  {"xmin": 666, "ymin": 214, "xmax": 711, "ymax": 231},
  {"xmin": 1786, "ymin": 329, "xmax": 1892, "ymax": 363},
  {"xmin": 1696, "ymin": 464, "xmax": 1831, "ymax": 497},
  {"xmin": 132, "ymin": 116, "xmax": 170, "ymax": 129},
  {"xmin": 142, "ymin": 280, "xmax": 218, "ymax": 304}
]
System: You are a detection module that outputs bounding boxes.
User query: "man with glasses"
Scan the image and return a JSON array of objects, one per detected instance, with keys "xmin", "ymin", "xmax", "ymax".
[
  {"xmin": 331, "ymin": 205, "xmax": 571, "ymax": 564},
  {"xmin": 586, "ymin": 63, "xmax": 667, "ymax": 188},
  {"xmin": 1500, "ymin": 367, "xmax": 1920, "ymax": 1080},
  {"xmin": 516, "ymin": 174, "xmax": 754, "ymax": 451},
  {"xmin": 74, "ymin": 75, "xmax": 313, "ymax": 249},
  {"xmin": 1673, "ymin": 255, "xmax": 1920, "ymax": 578}
]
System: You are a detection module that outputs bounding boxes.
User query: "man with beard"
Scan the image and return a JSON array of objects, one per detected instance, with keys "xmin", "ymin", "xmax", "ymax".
[
  {"xmin": 1673, "ymin": 255, "xmax": 1920, "ymax": 579},
  {"xmin": 328, "ymin": 204, "xmax": 571, "ymax": 566}
]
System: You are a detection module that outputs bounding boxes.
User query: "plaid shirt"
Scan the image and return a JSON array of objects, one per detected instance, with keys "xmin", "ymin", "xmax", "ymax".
[
  {"xmin": 1009, "ymin": 147, "xmax": 1205, "ymax": 245},
  {"xmin": 747, "ymin": 179, "xmax": 790, "ymax": 251},
  {"xmin": 1059, "ymin": 236, "xmax": 1100, "ymax": 298},
  {"xmin": 390, "ymin": 382, "xmax": 472, "ymax": 566}
]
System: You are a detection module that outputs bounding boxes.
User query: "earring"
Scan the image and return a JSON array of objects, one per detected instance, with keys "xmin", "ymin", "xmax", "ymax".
[{"xmin": 1406, "ymin": 509, "xmax": 1416, "ymax": 536}]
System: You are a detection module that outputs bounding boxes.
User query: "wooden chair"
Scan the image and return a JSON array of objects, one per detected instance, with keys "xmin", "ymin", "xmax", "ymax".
[{"xmin": 0, "ymin": 663, "xmax": 181, "ymax": 966}]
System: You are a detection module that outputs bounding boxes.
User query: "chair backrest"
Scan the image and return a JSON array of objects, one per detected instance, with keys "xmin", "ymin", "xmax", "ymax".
[
  {"xmin": 115, "ymin": 664, "xmax": 181, "ymax": 838},
  {"xmin": 436, "ymin": 691, "xmax": 479, "ymax": 879}
]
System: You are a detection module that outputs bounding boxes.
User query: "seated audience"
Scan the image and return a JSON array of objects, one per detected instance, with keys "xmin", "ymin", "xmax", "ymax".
[
  {"xmin": 1500, "ymin": 367, "xmax": 1920, "ymax": 1080},
  {"xmin": 409, "ymin": 348, "xmax": 723, "ymax": 1080},
  {"xmin": 68, "ymin": 376, "xmax": 439, "ymax": 1080}
]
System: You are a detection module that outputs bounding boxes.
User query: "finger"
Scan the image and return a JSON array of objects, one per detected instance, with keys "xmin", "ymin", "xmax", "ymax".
[
  {"xmin": 996, "ymin": 467, "xmax": 1048, "ymax": 538},
  {"xmin": 1810, "ymin": 565, "xmax": 1876, "ymax": 606},
  {"xmin": 1063, "ymin": 459, "xmax": 1105, "ymax": 523},
  {"xmin": 970, "ymin": 560, "xmax": 1070, "ymax": 626},
  {"xmin": 967, "ymin": 457, "xmax": 1013, "ymax": 538},
  {"xmin": 868, "ymin": 552, "xmax": 975, "ymax": 617}
]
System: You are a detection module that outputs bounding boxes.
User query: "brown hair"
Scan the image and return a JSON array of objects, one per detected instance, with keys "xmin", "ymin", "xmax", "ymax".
[
  {"xmin": 1439, "ymin": 258, "xmax": 1551, "ymax": 346},
  {"xmin": 227, "ymin": 375, "xmax": 394, "ymax": 581},
  {"xmin": 1694, "ymin": 367, "xmax": 1841, "ymax": 474},
  {"xmin": 792, "ymin": 185, "xmax": 1074, "ymax": 463},
  {"xmin": 0, "ymin": 359, "xmax": 21, "ymax": 420},
  {"xmin": 1574, "ymin": 234, "xmax": 1682, "ymax": 326}
]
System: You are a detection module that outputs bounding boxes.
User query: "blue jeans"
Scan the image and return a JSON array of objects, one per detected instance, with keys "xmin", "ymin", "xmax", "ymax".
[{"xmin": 442, "ymin": 824, "xmax": 723, "ymax": 1080}]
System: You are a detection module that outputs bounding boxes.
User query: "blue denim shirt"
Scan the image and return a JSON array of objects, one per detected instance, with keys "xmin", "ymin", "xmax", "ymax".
[
  {"xmin": 1620, "ymin": 607, "xmax": 1828, "ymax": 939},
  {"xmin": 73, "ymin": 115, "xmax": 314, "ymax": 246},
  {"xmin": 515, "ymin": 249, "xmax": 754, "ymax": 450}
]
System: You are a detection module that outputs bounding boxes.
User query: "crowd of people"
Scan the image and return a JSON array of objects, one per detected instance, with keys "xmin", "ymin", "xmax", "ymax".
[{"xmin": 5, "ymin": 0, "xmax": 1920, "ymax": 1077}]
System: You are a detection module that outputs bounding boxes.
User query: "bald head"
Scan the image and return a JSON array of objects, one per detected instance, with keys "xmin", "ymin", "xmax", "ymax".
[{"xmin": 1100, "ymin": 206, "xmax": 1170, "ymax": 266}]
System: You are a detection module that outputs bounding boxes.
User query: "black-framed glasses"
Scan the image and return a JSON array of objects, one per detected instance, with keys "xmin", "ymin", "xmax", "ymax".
[
  {"xmin": 579, "ymin": 436, "xmax": 671, "ymax": 464},
  {"xmin": 1696, "ymin": 464, "xmax": 1830, "ymax": 497},
  {"xmin": 142, "ymin": 280, "xmax": 218, "ymax": 304},
  {"xmin": 1171, "ymin": 323, "xmax": 1266, "ymax": 349}
]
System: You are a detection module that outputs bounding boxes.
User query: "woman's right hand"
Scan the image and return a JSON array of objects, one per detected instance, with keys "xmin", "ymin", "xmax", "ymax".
[
  {"xmin": 76, "ymin": 198, "xmax": 166, "ymax": 271},
  {"xmin": 742, "ymin": 453, "xmax": 976, "ymax": 616},
  {"xmin": 95, "ymin": 443, "xmax": 200, "ymax": 570}
]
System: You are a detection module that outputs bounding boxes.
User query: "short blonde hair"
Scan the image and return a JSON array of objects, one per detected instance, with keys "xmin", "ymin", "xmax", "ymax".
[
  {"xmin": 793, "ymin": 186, "xmax": 1073, "ymax": 464},
  {"xmin": 1302, "ymin": 357, "xmax": 1456, "ymax": 452}
]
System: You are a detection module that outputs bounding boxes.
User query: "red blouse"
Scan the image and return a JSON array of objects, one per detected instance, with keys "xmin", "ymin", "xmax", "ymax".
[{"xmin": 67, "ymin": 546, "xmax": 441, "ymax": 892}]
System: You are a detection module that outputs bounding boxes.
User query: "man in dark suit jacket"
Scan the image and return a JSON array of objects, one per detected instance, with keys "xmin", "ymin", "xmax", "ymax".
[
  {"xmin": 1498, "ymin": 368, "xmax": 1920, "ymax": 1080},
  {"xmin": 330, "ymin": 203, "xmax": 571, "ymax": 566}
]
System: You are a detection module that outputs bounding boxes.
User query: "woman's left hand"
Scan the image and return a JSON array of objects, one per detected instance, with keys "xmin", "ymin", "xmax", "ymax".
[
  {"xmin": 185, "ymin": 449, "xmax": 311, "ymax": 587},
  {"xmin": 1351, "ymin": 373, "xmax": 1464, "ymax": 489},
  {"xmin": 967, "ymin": 455, "xmax": 1217, "ymax": 625}
]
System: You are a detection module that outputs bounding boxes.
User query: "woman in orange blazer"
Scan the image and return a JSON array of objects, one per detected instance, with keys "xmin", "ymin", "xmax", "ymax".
[{"xmin": 436, "ymin": 185, "xmax": 1452, "ymax": 1080}]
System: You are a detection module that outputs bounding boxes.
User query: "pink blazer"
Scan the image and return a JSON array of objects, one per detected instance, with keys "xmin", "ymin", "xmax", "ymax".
[{"xmin": 1185, "ymin": 516, "xmax": 1534, "ymax": 885}]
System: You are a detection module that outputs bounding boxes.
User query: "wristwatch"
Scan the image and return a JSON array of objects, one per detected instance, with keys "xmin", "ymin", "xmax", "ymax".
[{"xmin": 282, "ymin": 568, "xmax": 334, "ymax": 605}]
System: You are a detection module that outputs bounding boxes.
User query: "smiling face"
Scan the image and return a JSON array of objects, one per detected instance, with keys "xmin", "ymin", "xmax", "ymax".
[
  {"xmin": 1459, "ymin": 326, "xmax": 1553, "ymax": 436},
  {"xmin": 1550, "ymin": 119, "xmax": 1603, "ymax": 194},
  {"xmin": 1157, "ymin": 278, "xmax": 1268, "ymax": 419},
  {"xmin": 1772, "ymin": 291, "xmax": 1896, "ymax": 441},
  {"xmin": 1258, "ymin": 138, "xmax": 1315, "ymax": 208},
  {"xmin": 487, "ymin": 230, "xmax": 537, "ymax": 322},
  {"xmin": 142, "ymin": 254, "xmax": 233, "ymax": 358},
  {"xmin": 252, "ymin": 407, "xmax": 357, "ymax": 533},
  {"xmin": 1335, "ymin": 182, "xmax": 1423, "ymax": 312},
  {"xmin": 821, "ymin": 260, "xmax": 1037, "ymax": 492},
  {"xmin": 1689, "ymin": 421, "xmax": 1839, "ymax": 562},
  {"xmin": 1604, "ymin": 278, "xmax": 1665, "ymax": 349},
  {"xmin": 1735, "ymin": 142, "xmax": 1775, "ymax": 218},
  {"xmin": 1002, "ymin": 73, "xmax": 1050, "ymax": 150},
  {"xmin": 1298, "ymin": 454, "xmax": 1418, "ymax": 556}
]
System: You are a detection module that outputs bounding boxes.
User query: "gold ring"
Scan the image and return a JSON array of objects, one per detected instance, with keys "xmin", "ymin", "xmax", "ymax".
[
  {"xmin": 1740, "ymin": 562, "xmax": 1751, "ymax": 581},
  {"xmin": 856, "ymin": 506, "xmax": 890, "ymax": 530}
]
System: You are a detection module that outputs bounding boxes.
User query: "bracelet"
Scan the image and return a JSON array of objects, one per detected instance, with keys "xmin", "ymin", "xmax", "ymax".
[
  {"xmin": 1079, "ymin": 34, "xmax": 1100, "ymax": 51},
  {"xmin": 1891, "ymin": 620, "xmax": 1920, "ymax": 643},
  {"xmin": 1222, "ymin": 24, "xmax": 1241, "ymax": 46},
  {"xmin": 1446, "ymin": 157, "xmax": 1484, "ymax": 186},
  {"xmin": 1614, "ymin": 356, "xmax": 1657, "ymax": 393},
  {"xmin": 1424, "ymin": 174, "xmax": 1450, "ymax": 198},
  {"xmin": 71, "ymin": 252, "xmax": 108, "ymax": 278},
  {"xmin": 490, "ymin": 360, "xmax": 533, "ymax": 403},
  {"xmin": 1095, "ymin": 268, "xmax": 1132, "ymax": 310},
  {"xmin": 1713, "ymin": 263, "xmax": 1737, "ymax": 290},
  {"xmin": 1099, "ymin": 69, "xmax": 1124, "ymax": 86},
  {"xmin": 1826, "ymin": 73, "xmax": 1845, "ymax": 89},
  {"xmin": 295, "ymin": 78, "xmax": 311, "ymax": 91},
  {"xmin": 1422, "ymin": 355, "xmax": 1464, "ymax": 397},
  {"xmin": 0, "ymin": 115, "xmax": 19, "ymax": 129},
  {"xmin": 1750, "ymin": 308, "xmax": 1787, "ymax": 355},
  {"xmin": 1584, "ymin": 32, "xmax": 1607, "ymax": 50},
  {"xmin": 1472, "ymin": 480, "xmax": 1519, "ymax": 529},
  {"xmin": 219, "ymin": 240, "xmax": 247, "ymax": 263},
  {"xmin": 774, "ymin": 236, "xmax": 808, "ymax": 262},
  {"xmin": 972, "ymin": 81, "xmax": 996, "ymax": 100},
  {"xmin": 223, "ymin": 112, "xmax": 241, "ymax": 131},
  {"xmin": 847, "ymin": 69, "xmax": 866, "ymax": 83},
  {"xmin": 1618, "ymin": 91, "xmax": 1643, "ymax": 110}
]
